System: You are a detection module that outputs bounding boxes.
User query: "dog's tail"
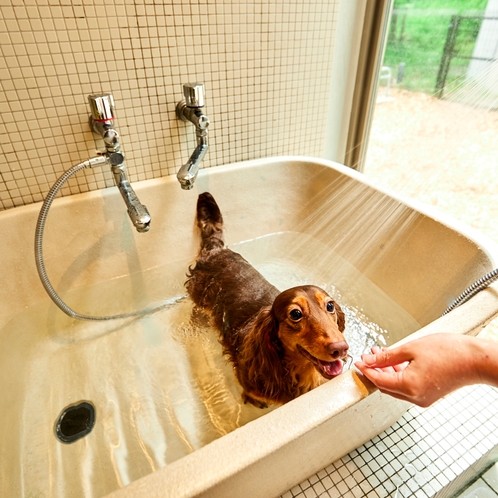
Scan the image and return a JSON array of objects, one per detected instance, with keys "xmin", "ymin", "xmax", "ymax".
[{"xmin": 196, "ymin": 192, "xmax": 224, "ymax": 251}]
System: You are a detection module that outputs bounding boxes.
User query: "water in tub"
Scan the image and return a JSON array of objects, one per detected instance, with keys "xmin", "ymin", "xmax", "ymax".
[{"xmin": 0, "ymin": 231, "xmax": 420, "ymax": 497}]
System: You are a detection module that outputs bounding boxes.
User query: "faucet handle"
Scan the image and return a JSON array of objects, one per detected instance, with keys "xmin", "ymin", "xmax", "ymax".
[
  {"xmin": 183, "ymin": 83, "xmax": 205, "ymax": 108},
  {"xmin": 88, "ymin": 93, "xmax": 115, "ymax": 122}
]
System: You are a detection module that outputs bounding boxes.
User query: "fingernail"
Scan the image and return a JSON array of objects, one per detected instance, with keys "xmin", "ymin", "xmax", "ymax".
[{"xmin": 361, "ymin": 354, "xmax": 376, "ymax": 366}]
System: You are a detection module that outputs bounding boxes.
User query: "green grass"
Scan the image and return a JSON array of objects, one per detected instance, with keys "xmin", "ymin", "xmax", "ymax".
[
  {"xmin": 393, "ymin": 0, "xmax": 487, "ymax": 9},
  {"xmin": 383, "ymin": 0, "xmax": 488, "ymax": 94}
]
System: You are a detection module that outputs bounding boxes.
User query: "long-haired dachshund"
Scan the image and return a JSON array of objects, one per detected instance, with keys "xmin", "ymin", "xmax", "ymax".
[{"xmin": 185, "ymin": 193, "xmax": 349, "ymax": 407}]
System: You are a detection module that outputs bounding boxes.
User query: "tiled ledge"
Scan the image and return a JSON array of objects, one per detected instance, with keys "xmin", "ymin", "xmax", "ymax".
[
  {"xmin": 455, "ymin": 462, "xmax": 498, "ymax": 498},
  {"xmin": 281, "ymin": 384, "xmax": 498, "ymax": 498}
]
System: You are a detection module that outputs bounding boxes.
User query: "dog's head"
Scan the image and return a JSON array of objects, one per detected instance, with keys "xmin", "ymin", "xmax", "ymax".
[{"xmin": 271, "ymin": 285, "xmax": 348, "ymax": 379}]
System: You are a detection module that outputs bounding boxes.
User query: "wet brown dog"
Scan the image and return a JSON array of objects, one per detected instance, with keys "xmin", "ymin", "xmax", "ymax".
[{"xmin": 185, "ymin": 192, "xmax": 349, "ymax": 407}]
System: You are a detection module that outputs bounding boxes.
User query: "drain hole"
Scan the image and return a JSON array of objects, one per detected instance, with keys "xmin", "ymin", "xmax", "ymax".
[{"xmin": 55, "ymin": 401, "xmax": 95, "ymax": 444}]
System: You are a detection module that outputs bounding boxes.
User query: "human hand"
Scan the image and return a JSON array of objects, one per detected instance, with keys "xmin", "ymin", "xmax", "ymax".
[{"xmin": 354, "ymin": 333, "xmax": 486, "ymax": 407}]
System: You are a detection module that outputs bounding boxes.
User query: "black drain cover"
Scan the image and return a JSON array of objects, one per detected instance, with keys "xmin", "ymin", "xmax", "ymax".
[{"xmin": 55, "ymin": 401, "xmax": 95, "ymax": 444}]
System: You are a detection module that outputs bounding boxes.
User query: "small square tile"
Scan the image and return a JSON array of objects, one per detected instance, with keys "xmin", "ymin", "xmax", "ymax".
[
  {"xmin": 455, "ymin": 479, "xmax": 498, "ymax": 498},
  {"xmin": 483, "ymin": 463, "xmax": 498, "ymax": 494}
]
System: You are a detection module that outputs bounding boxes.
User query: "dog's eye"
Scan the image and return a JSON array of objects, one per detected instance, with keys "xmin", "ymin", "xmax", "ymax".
[
  {"xmin": 289, "ymin": 309, "xmax": 303, "ymax": 321},
  {"xmin": 326, "ymin": 301, "xmax": 335, "ymax": 313}
]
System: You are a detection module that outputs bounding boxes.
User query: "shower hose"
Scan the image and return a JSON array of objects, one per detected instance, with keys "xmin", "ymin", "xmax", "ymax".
[
  {"xmin": 442, "ymin": 267, "xmax": 498, "ymax": 316},
  {"xmin": 36, "ymin": 159, "xmax": 498, "ymax": 321},
  {"xmin": 34, "ymin": 157, "xmax": 178, "ymax": 321}
]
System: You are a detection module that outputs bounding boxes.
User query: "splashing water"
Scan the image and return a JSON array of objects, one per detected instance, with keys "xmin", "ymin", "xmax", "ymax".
[{"xmin": 282, "ymin": 174, "xmax": 422, "ymax": 281}]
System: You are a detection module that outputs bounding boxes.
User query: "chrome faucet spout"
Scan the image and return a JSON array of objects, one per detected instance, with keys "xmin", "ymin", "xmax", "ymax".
[
  {"xmin": 117, "ymin": 180, "xmax": 151, "ymax": 233},
  {"xmin": 88, "ymin": 93, "xmax": 151, "ymax": 232},
  {"xmin": 111, "ymin": 161, "xmax": 151, "ymax": 232},
  {"xmin": 176, "ymin": 135, "xmax": 208, "ymax": 190},
  {"xmin": 176, "ymin": 83, "xmax": 210, "ymax": 190}
]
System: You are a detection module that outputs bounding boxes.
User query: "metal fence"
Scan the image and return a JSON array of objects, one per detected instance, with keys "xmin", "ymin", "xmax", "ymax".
[
  {"xmin": 385, "ymin": 9, "xmax": 497, "ymax": 101},
  {"xmin": 436, "ymin": 15, "xmax": 498, "ymax": 98}
]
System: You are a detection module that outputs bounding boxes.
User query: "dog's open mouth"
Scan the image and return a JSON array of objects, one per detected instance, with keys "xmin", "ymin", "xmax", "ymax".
[{"xmin": 297, "ymin": 344, "xmax": 344, "ymax": 379}]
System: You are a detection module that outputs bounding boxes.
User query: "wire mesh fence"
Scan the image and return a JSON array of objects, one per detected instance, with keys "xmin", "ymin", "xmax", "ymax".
[{"xmin": 384, "ymin": 8, "xmax": 497, "ymax": 107}]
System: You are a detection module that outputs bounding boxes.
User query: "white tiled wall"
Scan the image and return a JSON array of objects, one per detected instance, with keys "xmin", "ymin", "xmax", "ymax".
[{"xmin": 0, "ymin": 0, "xmax": 341, "ymax": 210}]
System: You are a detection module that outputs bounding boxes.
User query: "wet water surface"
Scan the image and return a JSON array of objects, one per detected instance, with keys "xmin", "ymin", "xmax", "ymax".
[{"xmin": 0, "ymin": 231, "xmax": 420, "ymax": 497}]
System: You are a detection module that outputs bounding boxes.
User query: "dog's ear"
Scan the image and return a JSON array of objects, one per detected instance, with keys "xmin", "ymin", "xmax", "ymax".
[
  {"xmin": 335, "ymin": 301, "xmax": 346, "ymax": 332},
  {"xmin": 237, "ymin": 306, "xmax": 287, "ymax": 403}
]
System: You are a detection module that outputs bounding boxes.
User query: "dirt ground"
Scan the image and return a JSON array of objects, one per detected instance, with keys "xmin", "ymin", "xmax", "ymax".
[{"xmin": 363, "ymin": 88, "xmax": 498, "ymax": 338}]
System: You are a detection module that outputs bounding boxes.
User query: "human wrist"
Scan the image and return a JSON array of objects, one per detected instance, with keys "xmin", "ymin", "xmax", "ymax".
[
  {"xmin": 467, "ymin": 336, "xmax": 498, "ymax": 387},
  {"xmin": 439, "ymin": 334, "xmax": 487, "ymax": 389}
]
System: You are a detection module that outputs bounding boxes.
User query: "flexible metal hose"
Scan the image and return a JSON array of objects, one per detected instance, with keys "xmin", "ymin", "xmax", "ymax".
[
  {"xmin": 443, "ymin": 268, "xmax": 498, "ymax": 316},
  {"xmin": 34, "ymin": 157, "xmax": 175, "ymax": 321}
]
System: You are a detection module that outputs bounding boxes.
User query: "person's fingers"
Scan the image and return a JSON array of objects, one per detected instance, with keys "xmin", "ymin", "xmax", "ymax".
[
  {"xmin": 360, "ymin": 345, "xmax": 414, "ymax": 369},
  {"xmin": 364, "ymin": 347, "xmax": 408, "ymax": 372},
  {"xmin": 355, "ymin": 361, "xmax": 408, "ymax": 396},
  {"xmin": 392, "ymin": 361, "xmax": 410, "ymax": 372}
]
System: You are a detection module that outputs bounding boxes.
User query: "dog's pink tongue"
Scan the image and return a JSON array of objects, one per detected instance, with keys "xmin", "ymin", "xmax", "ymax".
[{"xmin": 323, "ymin": 360, "xmax": 343, "ymax": 377}]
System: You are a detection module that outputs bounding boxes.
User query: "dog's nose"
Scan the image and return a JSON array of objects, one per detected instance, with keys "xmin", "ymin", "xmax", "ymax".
[{"xmin": 326, "ymin": 341, "xmax": 349, "ymax": 359}]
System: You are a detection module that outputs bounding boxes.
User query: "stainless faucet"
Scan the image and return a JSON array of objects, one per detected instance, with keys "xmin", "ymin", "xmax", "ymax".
[
  {"xmin": 88, "ymin": 93, "xmax": 151, "ymax": 233},
  {"xmin": 175, "ymin": 83, "xmax": 210, "ymax": 190}
]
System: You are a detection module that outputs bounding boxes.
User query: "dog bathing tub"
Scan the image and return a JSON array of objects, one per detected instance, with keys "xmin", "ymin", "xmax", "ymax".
[{"xmin": 1, "ymin": 157, "xmax": 498, "ymax": 498}]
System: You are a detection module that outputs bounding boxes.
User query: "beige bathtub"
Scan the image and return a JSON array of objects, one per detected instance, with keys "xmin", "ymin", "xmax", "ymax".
[{"xmin": 1, "ymin": 157, "xmax": 498, "ymax": 498}]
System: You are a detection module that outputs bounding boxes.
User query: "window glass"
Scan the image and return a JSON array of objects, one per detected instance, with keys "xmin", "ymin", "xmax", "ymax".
[{"xmin": 363, "ymin": 0, "xmax": 498, "ymax": 336}]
